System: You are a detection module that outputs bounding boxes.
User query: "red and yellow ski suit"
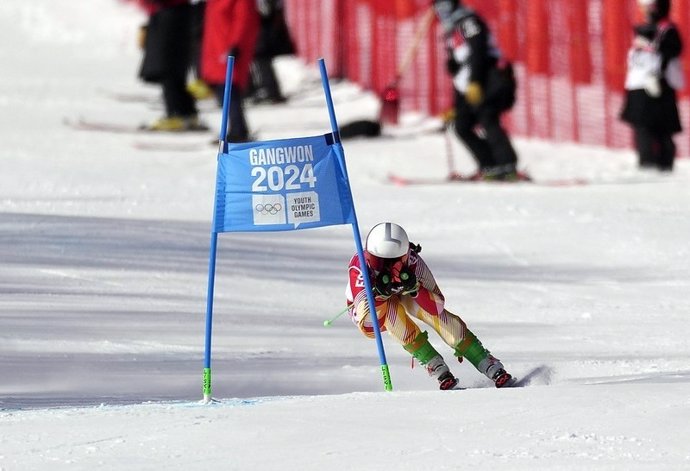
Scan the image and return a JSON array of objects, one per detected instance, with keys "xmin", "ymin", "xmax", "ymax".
[{"xmin": 345, "ymin": 249, "xmax": 474, "ymax": 355}]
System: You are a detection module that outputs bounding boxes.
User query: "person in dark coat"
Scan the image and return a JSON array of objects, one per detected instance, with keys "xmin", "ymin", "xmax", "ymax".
[
  {"xmin": 190, "ymin": 0, "xmax": 206, "ymax": 80},
  {"xmin": 248, "ymin": 0, "xmax": 296, "ymax": 104},
  {"xmin": 621, "ymin": 0, "xmax": 683, "ymax": 171},
  {"xmin": 138, "ymin": 0, "xmax": 205, "ymax": 131},
  {"xmin": 433, "ymin": 0, "xmax": 519, "ymax": 181},
  {"xmin": 201, "ymin": 0, "xmax": 260, "ymax": 142}
]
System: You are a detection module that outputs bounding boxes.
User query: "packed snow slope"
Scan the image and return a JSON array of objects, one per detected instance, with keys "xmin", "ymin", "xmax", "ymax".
[{"xmin": 0, "ymin": 1, "xmax": 689, "ymax": 470}]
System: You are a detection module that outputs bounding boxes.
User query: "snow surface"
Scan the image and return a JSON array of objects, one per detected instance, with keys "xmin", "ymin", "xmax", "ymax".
[{"xmin": 1, "ymin": 1, "xmax": 689, "ymax": 469}]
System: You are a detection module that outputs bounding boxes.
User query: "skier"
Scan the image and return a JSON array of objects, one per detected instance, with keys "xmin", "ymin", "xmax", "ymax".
[
  {"xmin": 433, "ymin": 0, "xmax": 519, "ymax": 181},
  {"xmin": 621, "ymin": 0, "xmax": 684, "ymax": 172},
  {"xmin": 346, "ymin": 222, "xmax": 513, "ymax": 390},
  {"xmin": 137, "ymin": 0, "xmax": 206, "ymax": 131},
  {"xmin": 201, "ymin": 0, "xmax": 260, "ymax": 142}
]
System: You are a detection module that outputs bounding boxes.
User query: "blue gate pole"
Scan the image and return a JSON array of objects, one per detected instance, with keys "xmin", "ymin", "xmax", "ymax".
[
  {"xmin": 217, "ymin": 56, "xmax": 235, "ymax": 152},
  {"xmin": 318, "ymin": 58, "xmax": 392, "ymax": 391},
  {"xmin": 202, "ymin": 56, "xmax": 235, "ymax": 403}
]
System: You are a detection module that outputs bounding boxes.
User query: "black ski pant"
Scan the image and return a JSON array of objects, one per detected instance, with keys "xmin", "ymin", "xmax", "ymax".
[
  {"xmin": 214, "ymin": 85, "xmax": 250, "ymax": 142},
  {"xmin": 634, "ymin": 126, "xmax": 676, "ymax": 171},
  {"xmin": 163, "ymin": 76, "xmax": 197, "ymax": 118},
  {"xmin": 454, "ymin": 91, "xmax": 518, "ymax": 170},
  {"xmin": 139, "ymin": 4, "xmax": 197, "ymax": 118},
  {"xmin": 190, "ymin": 1, "xmax": 206, "ymax": 79},
  {"xmin": 250, "ymin": 57, "xmax": 283, "ymax": 101}
]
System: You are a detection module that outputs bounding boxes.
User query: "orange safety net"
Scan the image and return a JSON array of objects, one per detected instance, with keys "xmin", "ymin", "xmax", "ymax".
[{"xmin": 284, "ymin": 0, "xmax": 690, "ymax": 157}]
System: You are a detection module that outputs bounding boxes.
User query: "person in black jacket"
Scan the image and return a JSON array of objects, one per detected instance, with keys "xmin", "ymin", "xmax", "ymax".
[
  {"xmin": 434, "ymin": 0, "xmax": 519, "ymax": 181},
  {"xmin": 247, "ymin": 0, "xmax": 295, "ymax": 104},
  {"xmin": 621, "ymin": 0, "xmax": 683, "ymax": 171},
  {"xmin": 138, "ymin": 0, "xmax": 206, "ymax": 131}
]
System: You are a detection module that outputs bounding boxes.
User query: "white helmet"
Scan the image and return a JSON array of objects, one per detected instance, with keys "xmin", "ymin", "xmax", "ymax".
[{"xmin": 365, "ymin": 222, "xmax": 410, "ymax": 259}]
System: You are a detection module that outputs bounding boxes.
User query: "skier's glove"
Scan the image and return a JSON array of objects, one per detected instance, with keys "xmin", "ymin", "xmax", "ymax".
[
  {"xmin": 137, "ymin": 23, "xmax": 147, "ymax": 50},
  {"xmin": 440, "ymin": 108, "xmax": 455, "ymax": 125},
  {"xmin": 374, "ymin": 272, "xmax": 394, "ymax": 297},
  {"xmin": 399, "ymin": 269, "xmax": 419, "ymax": 297},
  {"xmin": 229, "ymin": 46, "xmax": 240, "ymax": 60},
  {"xmin": 644, "ymin": 75, "xmax": 661, "ymax": 98},
  {"xmin": 465, "ymin": 81, "xmax": 483, "ymax": 106}
]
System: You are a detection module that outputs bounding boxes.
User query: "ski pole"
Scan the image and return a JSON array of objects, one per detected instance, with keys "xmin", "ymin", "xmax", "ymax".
[
  {"xmin": 444, "ymin": 120, "xmax": 459, "ymax": 178},
  {"xmin": 323, "ymin": 306, "xmax": 349, "ymax": 327}
]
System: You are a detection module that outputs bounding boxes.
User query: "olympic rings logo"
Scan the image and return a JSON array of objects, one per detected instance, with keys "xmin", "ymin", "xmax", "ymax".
[{"xmin": 255, "ymin": 203, "xmax": 282, "ymax": 215}]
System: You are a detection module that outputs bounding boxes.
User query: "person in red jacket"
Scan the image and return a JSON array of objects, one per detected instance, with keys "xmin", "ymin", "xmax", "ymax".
[
  {"xmin": 346, "ymin": 222, "xmax": 513, "ymax": 390},
  {"xmin": 137, "ymin": 0, "xmax": 206, "ymax": 131},
  {"xmin": 201, "ymin": 0, "xmax": 260, "ymax": 142}
]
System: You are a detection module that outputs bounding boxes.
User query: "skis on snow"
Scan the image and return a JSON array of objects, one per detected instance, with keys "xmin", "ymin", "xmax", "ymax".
[
  {"xmin": 388, "ymin": 172, "xmax": 590, "ymax": 187},
  {"xmin": 63, "ymin": 117, "xmax": 216, "ymax": 151},
  {"xmin": 450, "ymin": 365, "xmax": 552, "ymax": 390},
  {"xmin": 63, "ymin": 117, "xmax": 210, "ymax": 134}
]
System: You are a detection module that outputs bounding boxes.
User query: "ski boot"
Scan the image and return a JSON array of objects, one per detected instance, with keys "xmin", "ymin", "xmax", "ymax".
[
  {"xmin": 492, "ymin": 368, "xmax": 514, "ymax": 388},
  {"xmin": 404, "ymin": 331, "xmax": 459, "ymax": 390},
  {"xmin": 187, "ymin": 79, "xmax": 213, "ymax": 101},
  {"xmin": 479, "ymin": 355, "xmax": 513, "ymax": 388},
  {"xmin": 438, "ymin": 371, "xmax": 459, "ymax": 390},
  {"xmin": 480, "ymin": 164, "xmax": 519, "ymax": 182},
  {"xmin": 426, "ymin": 355, "xmax": 459, "ymax": 390},
  {"xmin": 147, "ymin": 115, "xmax": 209, "ymax": 132}
]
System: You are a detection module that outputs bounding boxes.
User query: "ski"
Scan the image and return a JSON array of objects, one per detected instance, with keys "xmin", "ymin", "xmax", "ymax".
[
  {"xmin": 131, "ymin": 130, "xmax": 263, "ymax": 152},
  {"xmin": 512, "ymin": 365, "xmax": 552, "ymax": 387},
  {"xmin": 64, "ymin": 117, "xmax": 145, "ymax": 134},
  {"xmin": 97, "ymin": 89, "xmax": 219, "ymax": 113},
  {"xmin": 97, "ymin": 89, "xmax": 161, "ymax": 105},
  {"xmin": 131, "ymin": 140, "xmax": 215, "ymax": 152},
  {"xmin": 63, "ymin": 117, "xmax": 211, "ymax": 135},
  {"xmin": 388, "ymin": 172, "xmax": 589, "ymax": 187},
  {"xmin": 450, "ymin": 365, "xmax": 551, "ymax": 390}
]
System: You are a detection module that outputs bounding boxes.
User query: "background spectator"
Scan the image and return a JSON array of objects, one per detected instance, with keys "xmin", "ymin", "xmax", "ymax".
[
  {"xmin": 201, "ymin": 0, "xmax": 260, "ymax": 142},
  {"xmin": 620, "ymin": 0, "xmax": 684, "ymax": 171},
  {"xmin": 434, "ymin": 0, "xmax": 519, "ymax": 181},
  {"xmin": 138, "ymin": 0, "xmax": 205, "ymax": 131}
]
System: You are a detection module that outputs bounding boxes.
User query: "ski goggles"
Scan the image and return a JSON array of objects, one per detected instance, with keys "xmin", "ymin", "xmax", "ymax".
[{"xmin": 365, "ymin": 251, "xmax": 409, "ymax": 277}]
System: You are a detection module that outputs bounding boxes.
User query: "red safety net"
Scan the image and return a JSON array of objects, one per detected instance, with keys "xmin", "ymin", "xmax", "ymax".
[{"xmin": 285, "ymin": 0, "xmax": 690, "ymax": 156}]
